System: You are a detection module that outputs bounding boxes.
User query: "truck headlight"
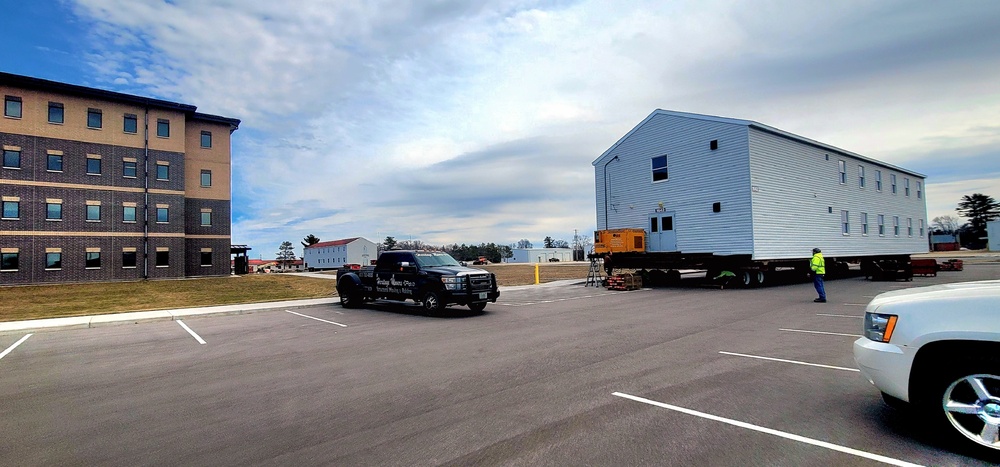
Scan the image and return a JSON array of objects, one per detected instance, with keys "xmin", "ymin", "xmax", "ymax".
[
  {"xmin": 863, "ymin": 312, "xmax": 898, "ymax": 343},
  {"xmin": 441, "ymin": 275, "xmax": 464, "ymax": 291}
]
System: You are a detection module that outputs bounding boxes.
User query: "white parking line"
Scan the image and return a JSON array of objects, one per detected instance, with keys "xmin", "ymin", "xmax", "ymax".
[
  {"xmin": 779, "ymin": 328, "xmax": 862, "ymax": 338},
  {"xmin": 719, "ymin": 351, "xmax": 860, "ymax": 372},
  {"xmin": 612, "ymin": 392, "xmax": 924, "ymax": 467},
  {"xmin": 177, "ymin": 320, "xmax": 207, "ymax": 345},
  {"xmin": 817, "ymin": 313, "xmax": 863, "ymax": 319},
  {"xmin": 285, "ymin": 310, "xmax": 347, "ymax": 327},
  {"xmin": 843, "ymin": 303, "xmax": 867, "ymax": 307},
  {"xmin": 0, "ymin": 334, "xmax": 32, "ymax": 360}
]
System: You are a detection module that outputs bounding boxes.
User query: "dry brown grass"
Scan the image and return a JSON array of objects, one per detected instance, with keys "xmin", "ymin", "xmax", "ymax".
[
  {"xmin": 0, "ymin": 263, "xmax": 591, "ymax": 322},
  {"xmin": 0, "ymin": 275, "xmax": 335, "ymax": 322}
]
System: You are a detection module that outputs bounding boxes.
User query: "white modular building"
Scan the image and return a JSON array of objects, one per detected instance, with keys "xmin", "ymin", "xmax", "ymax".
[
  {"xmin": 509, "ymin": 248, "xmax": 576, "ymax": 263},
  {"xmin": 593, "ymin": 110, "xmax": 929, "ymax": 261},
  {"xmin": 303, "ymin": 237, "xmax": 377, "ymax": 270}
]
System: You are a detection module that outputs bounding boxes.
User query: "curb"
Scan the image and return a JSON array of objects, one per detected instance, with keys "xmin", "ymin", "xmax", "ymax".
[{"xmin": 0, "ymin": 297, "xmax": 341, "ymax": 333}]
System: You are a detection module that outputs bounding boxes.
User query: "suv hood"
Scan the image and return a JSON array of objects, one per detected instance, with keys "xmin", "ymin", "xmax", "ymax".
[
  {"xmin": 869, "ymin": 280, "xmax": 1000, "ymax": 311},
  {"xmin": 423, "ymin": 266, "xmax": 491, "ymax": 276}
]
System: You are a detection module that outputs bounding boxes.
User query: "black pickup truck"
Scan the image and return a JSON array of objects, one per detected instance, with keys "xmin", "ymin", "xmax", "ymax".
[{"xmin": 336, "ymin": 250, "xmax": 500, "ymax": 313}]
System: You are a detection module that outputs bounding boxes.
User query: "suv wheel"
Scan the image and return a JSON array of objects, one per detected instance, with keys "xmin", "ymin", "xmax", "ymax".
[
  {"xmin": 929, "ymin": 360, "xmax": 1000, "ymax": 455},
  {"xmin": 339, "ymin": 284, "xmax": 360, "ymax": 308},
  {"xmin": 422, "ymin": 290, "xmax": 443, "ymax": 313}
]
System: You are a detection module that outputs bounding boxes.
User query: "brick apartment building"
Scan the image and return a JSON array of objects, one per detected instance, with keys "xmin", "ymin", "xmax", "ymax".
[{"xmin": 1, "ymin": 72, "xmax": 240, "ymax": 284}]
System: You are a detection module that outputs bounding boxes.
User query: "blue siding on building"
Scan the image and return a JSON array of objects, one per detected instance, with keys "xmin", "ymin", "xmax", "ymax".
[{"xmin": 594, "ymin": 110, "xmax": 928, "ymax": 260}]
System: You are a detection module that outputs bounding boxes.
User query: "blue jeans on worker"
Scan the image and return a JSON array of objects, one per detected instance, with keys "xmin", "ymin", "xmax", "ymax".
[{"xmin": 813, "ymin": 274, "xmax": 826, "ymax": 301}]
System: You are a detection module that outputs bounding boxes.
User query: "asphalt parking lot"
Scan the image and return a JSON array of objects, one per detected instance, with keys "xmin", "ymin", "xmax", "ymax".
[{"xmin": 2, "ymin": 265, "xmax": 999, "ymax": 466}]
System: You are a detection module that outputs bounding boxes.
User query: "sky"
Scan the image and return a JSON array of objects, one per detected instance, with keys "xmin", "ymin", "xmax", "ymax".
[{"xmin": 3, "ymin": 0, "xmax": 1000, "ymax": 258}]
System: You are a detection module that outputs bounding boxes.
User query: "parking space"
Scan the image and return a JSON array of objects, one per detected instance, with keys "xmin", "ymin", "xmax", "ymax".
[{"xmin": 1, "ymin": 264, "xmax": 998, "ymax": 465}]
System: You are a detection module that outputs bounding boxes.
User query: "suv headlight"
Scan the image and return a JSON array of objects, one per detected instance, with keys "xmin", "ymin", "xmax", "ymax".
[
  {"xmin": 441, "ymin": 275, "xmax": 465, "ymax": 291},
  {"xmin": 863, "ymin": 312, "xmax": 898, "ymax": 343}
]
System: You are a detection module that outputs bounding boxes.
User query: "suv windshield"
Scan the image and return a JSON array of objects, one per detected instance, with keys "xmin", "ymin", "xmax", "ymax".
[{"xmin": 414, "ymin": 252, "xmax": 462, "ymax": 268}]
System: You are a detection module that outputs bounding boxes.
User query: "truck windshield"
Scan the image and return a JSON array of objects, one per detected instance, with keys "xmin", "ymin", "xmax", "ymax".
[{"xmin": 414, "ymin": 253, "xmax": 462, "ymax": 268}]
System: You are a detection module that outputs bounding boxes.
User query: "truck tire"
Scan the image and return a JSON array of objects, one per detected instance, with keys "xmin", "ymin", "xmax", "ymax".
[
  {"xmin": 468, "ymin": 302, "xmax": 487, "ymax": 313},
  {"xmin": 923, "ymin": 356, "xmax": 1000, "ymax": 457},
  {"xmin": 339, "ymin": 284, "xmax": 361, "ymax": 309},
  {"xmin": 422, "ymin": 290, "xmax": 444, "ymax": 314}
]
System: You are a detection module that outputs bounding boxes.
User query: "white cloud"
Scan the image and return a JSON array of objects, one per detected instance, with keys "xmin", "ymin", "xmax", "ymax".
[{"xmin": 66, "ymin": 0, "xmax": 1000, "ymax": 254}]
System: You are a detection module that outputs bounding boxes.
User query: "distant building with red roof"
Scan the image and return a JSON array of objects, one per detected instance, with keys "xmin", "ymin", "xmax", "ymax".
[{"xmin": 303, "ymin": 237, "xmax": 377, "ymax": 270}]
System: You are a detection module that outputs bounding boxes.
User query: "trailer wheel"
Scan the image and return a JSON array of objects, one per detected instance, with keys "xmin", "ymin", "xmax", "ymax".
[
  {"xmin": 751, "ymin": 270, "xmax": 765, "ymax": 287},
  {"xmin": 738, "ymin": 271, "xmax": 752, "ymax": 288}
]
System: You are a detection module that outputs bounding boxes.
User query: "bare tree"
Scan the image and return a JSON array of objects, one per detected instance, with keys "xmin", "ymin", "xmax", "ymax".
[{"xmin": 931, "ymin": 215, "xmax": 963, "ymax": 234}]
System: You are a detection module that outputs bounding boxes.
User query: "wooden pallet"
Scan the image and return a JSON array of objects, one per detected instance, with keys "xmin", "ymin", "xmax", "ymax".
[{"xmin": 607, "ymin": 273, "xmax": 643, "ymax": 291}]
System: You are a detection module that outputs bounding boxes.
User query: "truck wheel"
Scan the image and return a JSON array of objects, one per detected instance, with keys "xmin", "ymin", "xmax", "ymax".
[
  {"xmin": 468, "ymin": 302, "xmax": 487, "ymax": 313},
  {"xmin": 422, "ymin": 290, "xmax": 444, "ymax": 313},
  {"xmin": 738, "ymin": 271, "xmax": 752, "ymax": 288},
  {"xmin": 926, "ymin": 358, "xmax": 1000, "ymax": 456},
  {"xmin": 339, "ymin": 284, "xmax": 360, "ymax": 309}
]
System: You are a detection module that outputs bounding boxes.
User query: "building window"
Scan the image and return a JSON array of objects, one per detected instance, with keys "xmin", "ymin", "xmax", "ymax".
[
  {"xmin": 86, "ymin": 251, "xmax": 101, "ymax": 269},
  {"xmin": 875, "ymin": 170, "xmax": 882, "ymax": 192},
  {"xmin": 122, "ymin": 251, "xmax": 137, "ymax": 268},
  {"xmin": 893, "ymin": 216, "xmax": 900, "ymax": 236},
  {"xmin": 87, "ymin": 156, "xmax": 102, "ymax": 175},
  {"xmin": 45, "ymin": 252, "xmax": 62, "ymax": 270},
  {"xmin": 155, "ymin": 250, "xmax": 169, "ymax": 267},
  {"xmin": 201, "ymin": 131, "xmax": 212, "ymax": 148},
  {"xmin": 46, "ymin": 202, "xmax": 62, "ymax": 220},
  {"xmin": 841, "ymin": 210, "xmax": 850, "ymax": 234},
  {"xmin": 2, "ymin": 149, "xmax": 20, "ymax": 169},
  {"xmin": 86, "ymin": 204, "xmax": 101, "ymax": 221},
  {"xmin": 201, "ymin": 211, "xmax": 212, "ymax": 226},
  {"xmin": 123, "ymin": 114, "xmax": 138, "ymax": 134},
  {"xmin": 878, "ymin": 214, "xmax": 885, "ymax": 236},
  {"xmin": 861, "ymin": 212, "xmax": 869, "ymax": 235},
  {"xmin": 2, "ymin": 200, "xmax": 18, "ymax": 219},
  {"xmin": 123, "ymin": 205, "xmax": 137, "ymax": 223},
  {"xmin": 48, "ymin": 102, "xmax": 64, "ymax": 124},
  {"xmin": 907, "ymin": 218, "xmax": 913, "ymax": 236},
  {"xmin": 1, "ymin": 252, "xmax": 18, "ymax": 271},
  {"xmin": 917, "ymin": 181, "xmax": 922, "ymax": 199},
  {"xmin": 920, "ymin": 219, "xmax": 925, "ymax": 237},
  {"xmin": 47, "ymin": 154, "xmax": 63, "ymax": 172},
  {"xmin": 858, "ymin": 166, "xmax": 865, "ymax": 188},
  {"xmin": 651, "ymin": 155, "xmax": 668, "ymax": 182},
  {"xmin": 123, "ymin": 160, "xmax": 137, "ymax": 178},
  {"xmin": 87, "ymin": 108, "xmax": 102, "ymax": 129},
  {"xmin": 156, "ymin": 163, "xmax": 169, "ymax": 180},
  {"xmin": 890, "ymin": 174, "xmax": 897, "ymax": 194},
  {"xmin": 4, "ymin": 95, "xmax": 22, "ymax": 118},
  {"xmin": 904, "ymin": 178, "xmax": 910, "ymax": 196},
  {"xmin": 200, "ymin": 169, "xmax": 212, "ymax": 187},
  {"xmin": 156, "ymin": 119, "xmax": 170, "ymax": 138},
  {"xmin": 838, "ymin": 160, "xmax": 846, "ymax": 184},
  {"xmin": 156, "ymin": 207, "xmax": 168, "ymax": 223},
  {"xmin": 201, "ymin": 251, "xmax": 213, "ymax": 266}
]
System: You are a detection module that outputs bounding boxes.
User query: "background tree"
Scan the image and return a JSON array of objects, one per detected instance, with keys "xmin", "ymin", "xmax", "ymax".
[
  {"xmin": 301, "ymin": 234, "xmax": 320, "ymax": 248},
  {"xmin": 543, "ymin": 236, "xmax": 554, "ymax": 248},
  {"xmin": 956, "ymin": 193, "xmax": 1000, "ymax": 248},
  {"xmin": 931, "ymin": 215, "xmax": 963, "ymax": 234},
  {"xmin": 382, "ymin": 236, "xmax": 397, "ymax": 251},
  {"xmin": 516, "ymin": 239, "xmax": 533, "ymax": 249},
  {"xmin": 276, "ymin": 241, "xmax": 296, "ymax": 269},
  {"xmin": 552, "ymin": 239, "xmax": 570, "ymax": 248}
]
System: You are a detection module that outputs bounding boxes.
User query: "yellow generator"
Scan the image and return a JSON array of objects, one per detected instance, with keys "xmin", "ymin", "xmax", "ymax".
[{"xmin": 593, "ymin": 229, "xmax": 646, "ymax": 254}]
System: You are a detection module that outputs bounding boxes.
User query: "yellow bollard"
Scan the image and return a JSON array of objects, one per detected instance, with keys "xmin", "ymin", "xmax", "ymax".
[{"xmin": 535, "ymin": 263, "xmax": 540, "ymax": 284}]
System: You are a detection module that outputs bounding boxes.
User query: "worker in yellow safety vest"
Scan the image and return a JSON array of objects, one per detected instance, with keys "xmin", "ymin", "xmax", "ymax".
[{"xmin": 811, "ymin": 248, "xmax": 826, "ymax": 303}]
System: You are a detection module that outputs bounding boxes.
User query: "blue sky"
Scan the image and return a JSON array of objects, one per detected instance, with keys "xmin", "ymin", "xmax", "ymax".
[{"xmin": 4, "ymin": 0, "xmax": 1000, "ymax": 258}]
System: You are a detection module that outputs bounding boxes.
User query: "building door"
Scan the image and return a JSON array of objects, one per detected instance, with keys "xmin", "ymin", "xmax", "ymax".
[{"xmin": 648, "ymin": 212, "xmax": 677, "ymax": 252}]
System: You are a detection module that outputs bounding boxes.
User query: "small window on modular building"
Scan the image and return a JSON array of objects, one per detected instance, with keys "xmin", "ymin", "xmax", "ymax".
[
  {"xmin": 861, "ymin": 212, "xmax": 869, "ymax": 235},
  {"xmin": 651, "ymin": 155, "xmax": 668, "ymax": 182},
  {"xmin": 48, "ymin": 102, "xmax": 64, "ymax": 123},
  {"xmin": 841, "ymin": 210, "xmax": 850, "ymax": 234},
  {"xmin": 4, "ymin": 95, "xmax": 22, "ymax": 118},
  {"xmin": 156, "ymin": 119, "xmax": 170, "ymax": 138},
  {"xmin": 858, "ymin": 166, "xmax": 865, "ymax": 188},
  {"xmin": 893, "ymin": 216, "xmax": 900, "ymax": 236},
  {"xmin": 201, "ymin": 131, "xmax": 212, "ymax": 148},
  {"xmin": 907, "ymin": 218, "xmax": 913, "ymax": 236},
  {"xmin": 919, "ymin": 219, "xmax": 925, "ymax": 237},
  {"xmin": 838, "ymin": 160, "xmax": 846, "ymax": 184},
  {"xmin": 87, "ymin": 108, "xmax": 102, "ymax": 129},
  {"xmin": 875, "ymin": 170, "xmax": 882, "ymax": 191},
  {"xmin": 891, "ymin": 174, "xmax": 897, "ymax": 194},
  {"xmin": 917, "ymin": 181, "xmax": 923, "ymax": 199},
  {"xmin": 904, "ymin": 178, "xmax": 910, "ymax": 197},
  {"xmin": 878, "ymin": 214, "xmax": 885, "ymax": 236},
  {"xmin": 124, "ymin": 114, "xmax": 138, "ymax": 133}
]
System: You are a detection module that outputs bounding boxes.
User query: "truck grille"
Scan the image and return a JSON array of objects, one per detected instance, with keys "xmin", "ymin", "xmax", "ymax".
[{"xmin": 467, "ymin": 273, "xmax": 493, "ymax": 292}]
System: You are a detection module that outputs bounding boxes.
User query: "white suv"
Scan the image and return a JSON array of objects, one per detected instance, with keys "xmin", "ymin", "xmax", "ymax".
[{"xmin": 853, "ymin": 280, "xmax": 1000, "ymax": 457}]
